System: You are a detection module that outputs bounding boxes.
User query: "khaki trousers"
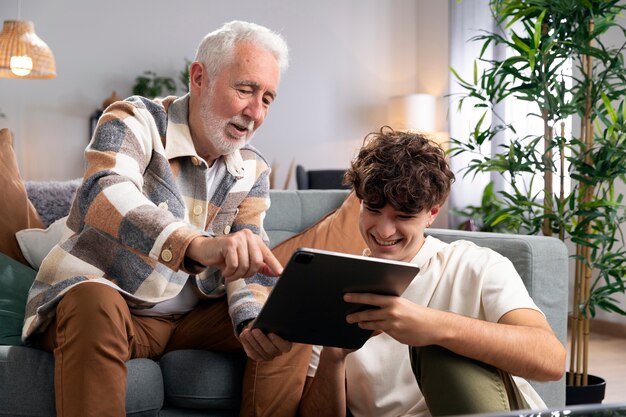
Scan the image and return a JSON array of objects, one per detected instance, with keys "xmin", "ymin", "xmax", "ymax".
[
  {"xmin": 410, "ymin": 345, "xmax": 531, "ymax": 416},
  {"xmin": 34, "ymin": 282, "xmax": 312, "ymax": 417}
]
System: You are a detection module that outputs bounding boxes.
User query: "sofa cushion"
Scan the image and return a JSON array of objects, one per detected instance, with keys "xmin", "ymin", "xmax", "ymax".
[
  {"xmin": 25, "ymin": 179, "xmax": 81, "ymax": 227},
  {"xmin": 0, "ymin": 252, "xmax": 36, "ymax": 346},
  {"xmin": 125, "ymin": 358, "xmax": 165, "ymax": 417},
  {"xmin": 0, "ymin": 346, "xmax": 164, "ymax": 417},
  {"xmin": 270, "ymin": 191, "xmax": 366, "ymax": 264},
  {"xmin": 15, "ymin": 216, "xmax": 67, "ymax": 270},
  {"xmin": 158, "ymin": 408, "xmax": 239, "ymax": 417},
  {"xmin": 0, "ymin": 345, "xmax": 55, "ymax": 416},
  {"xmin": 160, "ymin": 350, "xmax": 246, "ymax": 410},
  {"xmin": 0, "ymin": 129, "xmax": 44, "ymax": 265}
]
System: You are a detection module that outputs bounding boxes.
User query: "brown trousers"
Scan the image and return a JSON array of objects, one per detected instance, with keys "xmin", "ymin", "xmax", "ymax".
[{"xmin": 34, "ymin": 283, "xmax": 312, "ymax": 417}]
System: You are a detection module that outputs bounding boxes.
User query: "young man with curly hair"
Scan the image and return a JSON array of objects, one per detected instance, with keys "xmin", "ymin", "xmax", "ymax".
[{"xmin": 298, "ymin": 127, "xmax": 566, "ymax": 417}]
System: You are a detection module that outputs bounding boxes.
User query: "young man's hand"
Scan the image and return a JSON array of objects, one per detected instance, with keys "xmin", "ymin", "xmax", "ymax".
[
  {"xmin": 344, "ymin": 293, "xmax": 435, "ymax": 347},
  {"xmin": 238, "ymin": 323, "xmax": 293, "ymax": 361},
  {"xmin": 185, "ymin": 230, "xmax": 283, "ymax": 282}
]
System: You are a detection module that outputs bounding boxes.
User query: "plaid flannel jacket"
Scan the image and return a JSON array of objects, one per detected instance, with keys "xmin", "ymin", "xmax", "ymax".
[{"xmin": 23, "ymin": 94, "xmax": 274, "ymax": 340}]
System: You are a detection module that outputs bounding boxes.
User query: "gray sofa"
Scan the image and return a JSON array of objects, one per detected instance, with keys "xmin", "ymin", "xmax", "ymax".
[{"xmin": 0, "ymin": 187, "xmax": 568, "ymax": 416}]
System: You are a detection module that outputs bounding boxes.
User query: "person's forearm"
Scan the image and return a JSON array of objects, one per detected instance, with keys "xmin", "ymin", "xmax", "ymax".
[
  {"xmin": 299, "ymin": 348, "xmax": 348, "ymax": 417},
  {"xmin": 432, "ymin": 310, "xmax": 566, "ymax": 381}
]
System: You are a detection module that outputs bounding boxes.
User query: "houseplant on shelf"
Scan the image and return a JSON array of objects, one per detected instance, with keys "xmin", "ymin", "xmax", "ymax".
[
  {"xmin": 132, "ymin": 70, "xmax": 177, "ymax": 99},
  {"xmin": 449, "ymin": 0, "xmax": 626, "ymax": 404},
  {"xmin": 179, "ymin": 58, "xmax": 192, "ymax": 93}
]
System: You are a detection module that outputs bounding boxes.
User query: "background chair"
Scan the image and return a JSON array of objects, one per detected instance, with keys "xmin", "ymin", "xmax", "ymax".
[{"xmin": 295, "ymin": 165, "xmax": 349, "ymax": 190}]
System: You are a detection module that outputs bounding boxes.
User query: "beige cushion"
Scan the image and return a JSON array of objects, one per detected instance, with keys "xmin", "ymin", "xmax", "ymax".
[
  {"xmin": 0, "ymin": 128, "xmax": 44, "ymax": 265},
  {"xmin": 16, "ymin": 216, "xmax": 68, "ymax": 269},
  {"xmin": 271, "ymin": 192, "xmax": 367, "ymax": 265}
]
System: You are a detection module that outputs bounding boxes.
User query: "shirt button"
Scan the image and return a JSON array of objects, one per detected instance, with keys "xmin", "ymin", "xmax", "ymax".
[
  {"xmin": 161, "ymin": 249, "xmax": 173, "ymax": 262},
  {"xmin": 193, "ymin": 205, "xmax": 203, "ymax": 216},
  {"xmin": 191, "ymin": 156, "xmax": 200, "ymax": 166},
  {"xmin": 224, "ymin": 225, "xmax": 231, "ymax": 234},
  {"xmin": 158, "ymin": 202, "xmax": 168, "ymax": 210}
]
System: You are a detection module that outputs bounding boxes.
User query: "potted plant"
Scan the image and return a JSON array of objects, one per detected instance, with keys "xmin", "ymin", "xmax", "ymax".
[
  {"xmin": 450, "ymin": 181, "xmax": 515, "ymax": 232},
  {"xmin": 179, "ymin": 58, "xmax": 192, "ymax": 93},
  {"xmin": 132, "ymin": 70, "xmax": 177, "ymax": 99},
  {"xmin": 449, "ymin": 0, "xmax": 626, "ymax": 404}
]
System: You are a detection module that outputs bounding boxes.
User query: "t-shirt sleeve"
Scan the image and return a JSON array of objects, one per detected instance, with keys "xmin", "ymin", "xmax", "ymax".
[{"xmin": 481, "ymin": 256, "xmax": 542, "ymax": 323}]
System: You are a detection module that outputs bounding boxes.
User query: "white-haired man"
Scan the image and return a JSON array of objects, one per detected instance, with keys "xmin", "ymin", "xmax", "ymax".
[{"xmin": 24, "ymin": 21, "xmax": 306, "ymax": 417}]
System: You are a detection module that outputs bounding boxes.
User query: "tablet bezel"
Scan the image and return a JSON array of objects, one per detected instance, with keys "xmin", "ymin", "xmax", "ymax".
[{"xmin": 252, "ymin": 247, "xmax": 420, "ymax": 349}]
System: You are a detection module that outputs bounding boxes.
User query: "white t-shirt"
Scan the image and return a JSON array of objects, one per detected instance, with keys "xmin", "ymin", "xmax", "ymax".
[{"xmin": 308, "ymin": 236, "xmax": 546, "ymax": 417}]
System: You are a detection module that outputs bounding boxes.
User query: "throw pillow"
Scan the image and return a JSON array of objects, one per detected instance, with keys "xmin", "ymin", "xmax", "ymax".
[
  {"xmin": 25, "ymin": 179, "xmax": 82, "ymax": 227},
  {"xmin": 0, "ymin": 128, "xmax": 45, "ymax": 265},
  {"xmin": 0, "ymin": 251, "xmax": 37, "ymax": 345},
  {"xmin": 15, "ymin": 216, "xmax": 68, "ymax": 270},
  {"xmin": 271, "ymin": 192, "xmax": 367, "ymax": 265}
]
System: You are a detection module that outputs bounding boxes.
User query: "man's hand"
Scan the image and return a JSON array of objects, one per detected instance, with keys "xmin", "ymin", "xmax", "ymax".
[
  {"xmin": 344, "ymin": 292, "xmax": 434, "ymax": 346},
  {"xmin": 344, "ymin": 292, "xmax": 566, "ymax": 381},
  {"xmin": 185, "ymin": 230, "xmax": 283, "ymax": 282},
  {"xmin": 238, "ymin": 322, "xmax": 293, "ymax": 361}
]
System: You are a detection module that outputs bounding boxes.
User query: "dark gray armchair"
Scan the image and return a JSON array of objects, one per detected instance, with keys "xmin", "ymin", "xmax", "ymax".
[{"xmin": 295, "ymin": 165, "xmax": 349, "ymax": 190}]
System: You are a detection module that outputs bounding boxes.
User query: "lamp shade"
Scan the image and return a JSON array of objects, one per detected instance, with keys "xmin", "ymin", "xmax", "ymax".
[
  {"xmin": 0, "ymin": 20, "xmax": 56, "ymax": 79},
  {"xmin": 388, "ymin": 93, "xmax": 436, "ymax": 132}
]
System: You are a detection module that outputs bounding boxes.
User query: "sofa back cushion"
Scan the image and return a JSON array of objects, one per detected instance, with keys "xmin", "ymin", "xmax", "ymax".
[{"xmin": 266, "ymin": 190, "xmax": 366, "ymax": 265}]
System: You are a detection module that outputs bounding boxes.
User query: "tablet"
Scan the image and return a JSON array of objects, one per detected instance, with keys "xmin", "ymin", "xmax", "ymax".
[{"xmin": 252, "ymin": 247, "xmax": 420, "ymax": 349}]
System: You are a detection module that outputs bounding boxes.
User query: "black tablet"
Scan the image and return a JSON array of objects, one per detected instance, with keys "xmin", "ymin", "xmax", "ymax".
[{"xmin": 252, "ymin": 247, "xmax": 420, "ymax": 349}]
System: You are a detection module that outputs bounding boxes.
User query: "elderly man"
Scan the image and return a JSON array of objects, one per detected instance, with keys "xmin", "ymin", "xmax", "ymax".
[{"xmin": 23, "ymin": 21, "xmax": 305, "ymax": 417}]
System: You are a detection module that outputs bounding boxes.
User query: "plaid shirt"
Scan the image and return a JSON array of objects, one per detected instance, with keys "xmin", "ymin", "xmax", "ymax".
[{"xmin": 23, "ymin": 94, "xmax": 274, "ymax": 340}]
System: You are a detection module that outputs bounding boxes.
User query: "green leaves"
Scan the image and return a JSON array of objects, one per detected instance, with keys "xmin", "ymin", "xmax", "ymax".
[
  {"xmin": 132, "ymin": 71, "xmax": 177, "ymax": 99},
  {"xmin": 451, "ymin": 0, "xmax": 626, "ymax": 332}
]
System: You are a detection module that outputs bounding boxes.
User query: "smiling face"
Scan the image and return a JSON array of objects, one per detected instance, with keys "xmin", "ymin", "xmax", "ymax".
[
  {"xmin": 359, "ymin": 202, "xmax": 440, "ymax": 263},
  {"xmin": 189, "ymin": 41, "xmax": 280, "ymax": 163}
]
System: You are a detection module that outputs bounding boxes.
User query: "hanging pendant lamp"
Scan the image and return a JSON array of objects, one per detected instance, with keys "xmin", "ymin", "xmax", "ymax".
[{"xmin": 0, "ymin": 19, "xmax": 56, "ymax": 79}]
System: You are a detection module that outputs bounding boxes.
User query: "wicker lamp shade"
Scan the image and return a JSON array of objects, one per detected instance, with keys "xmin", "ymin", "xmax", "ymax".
[{"xmin": 0, "ymin": 20, "xmax": 56, "ymax": 79}]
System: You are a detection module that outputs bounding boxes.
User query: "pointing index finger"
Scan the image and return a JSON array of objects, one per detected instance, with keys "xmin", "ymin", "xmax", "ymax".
[{"xmin": 260, "ymin": 246, "xmax": 283, "ymax": 276}]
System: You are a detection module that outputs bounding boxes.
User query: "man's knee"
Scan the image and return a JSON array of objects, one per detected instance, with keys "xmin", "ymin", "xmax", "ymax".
[
  {"xmin": 409, "ymin": 345, "xmax": 521, "ymax": 416},
  {"xmin": 56, "ymin": 282, "xmax": 129, "ymax": 332}
]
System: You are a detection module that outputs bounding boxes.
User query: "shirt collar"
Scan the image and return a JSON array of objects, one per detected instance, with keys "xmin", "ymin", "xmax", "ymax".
[
  {"xmin": 408, "ymin": 235, "xmax": 448, "ymax": 268},
  {"xmin": 164, "ymin": 94, "xmax": 199, "ymax": 161}
]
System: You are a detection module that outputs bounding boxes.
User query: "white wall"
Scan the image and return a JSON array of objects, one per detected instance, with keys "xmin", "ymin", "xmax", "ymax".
[{"xmin": 0, "ymin": 0, "xmax": 449, "ymax": 189}]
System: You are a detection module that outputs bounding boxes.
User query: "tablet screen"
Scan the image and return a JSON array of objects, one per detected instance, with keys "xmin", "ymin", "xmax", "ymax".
[{"xmin": 252, "ymin": 247, "xmax": 420, "ymax": 349}]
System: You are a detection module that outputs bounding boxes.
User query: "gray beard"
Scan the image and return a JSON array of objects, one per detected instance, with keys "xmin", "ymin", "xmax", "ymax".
[
  {"xmin": 201, "ymin": 103, "xmax": 253, "ymax": 156},
  {"xmin": 213, "ymin": 128, "xmax": 253, "ymax": 155}
]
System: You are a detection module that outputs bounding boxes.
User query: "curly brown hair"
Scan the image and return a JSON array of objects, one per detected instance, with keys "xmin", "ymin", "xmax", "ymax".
[{"xmin": 344, "ymin": 127, "xmax": 455, "ymax": 214}]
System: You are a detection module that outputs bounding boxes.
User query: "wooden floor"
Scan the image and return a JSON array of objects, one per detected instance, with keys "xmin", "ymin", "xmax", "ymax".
[{"xmin": 567, "ymin": 331, "xmax": 626, "ymax": 404}]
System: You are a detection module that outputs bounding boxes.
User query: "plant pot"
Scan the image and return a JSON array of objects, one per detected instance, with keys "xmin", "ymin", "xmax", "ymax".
[{"xmin": 566, "ymin": 372, "xmax": 606, "ymax": 405}]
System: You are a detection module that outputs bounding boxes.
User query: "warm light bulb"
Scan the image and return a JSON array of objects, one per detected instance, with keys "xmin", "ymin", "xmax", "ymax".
[{"xmin": 10, "ymin": 55, "xmax": 33, "ymax": 76}]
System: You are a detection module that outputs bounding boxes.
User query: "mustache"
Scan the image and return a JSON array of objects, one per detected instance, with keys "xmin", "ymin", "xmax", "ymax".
[{"xmin": 230, "ymin": 116, "xmax": 254, "ymax": 132}]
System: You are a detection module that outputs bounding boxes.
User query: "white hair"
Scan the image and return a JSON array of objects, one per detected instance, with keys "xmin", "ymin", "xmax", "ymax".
[{"xmin": 194, "ymin": 20, "xmax": 289, "ymax": 77}]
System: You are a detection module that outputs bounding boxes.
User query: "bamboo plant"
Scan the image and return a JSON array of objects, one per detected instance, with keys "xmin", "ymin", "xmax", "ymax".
[{"xmin": 450, "ymin": 0, "xmax": 626, "ymax": 387}]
